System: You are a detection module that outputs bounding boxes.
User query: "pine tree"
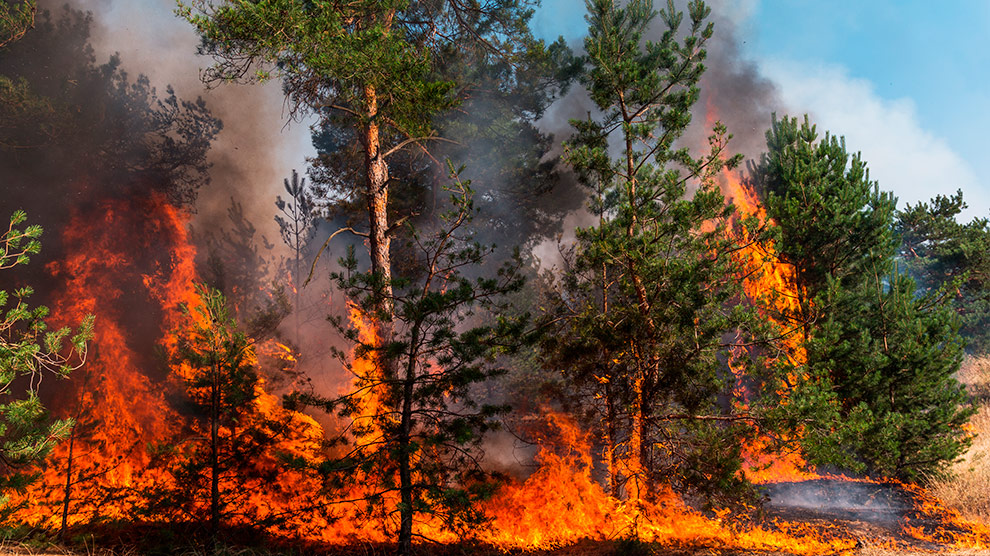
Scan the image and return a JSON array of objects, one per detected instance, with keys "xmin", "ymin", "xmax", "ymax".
[
  {"xmin": 2, "ymin": 5, "xmax": 221, "ymax": 208},
  {"xmin": 275, "ymin": 169, "xmax": 316, "ymax": 344},
  {"xmin": 761, "ymin": 114, "xmax": 897, "ymax": 300},
  {"xmin": 544, "ymin": 0, "xmax": 762, "ymax": 515},
  {"xmin": 162, "ymin": 285, "xmax": 287, "ymax": 549},
  {"xmin": 292, "ymin": 173, "xmax": 529, "ymax": 554},
  {"xmin": 805, "ymin": 270, "xmax": 972, "ymax": 479},
  {"xmin": 0, "ymin": 210, "xmax": 92, "ymax": 508},
  {"xmin": 178, "ymin": 4, "xmax": 562, "ymax": 552},
  {"xmin": 897, "ymin": 190, "xmax": 990, "ymax": 353},
  {"xmin": 758, "ymin": 115, "xmax": 973, "ymax": 479},
  {"xmin": 179, "ymin": 0, "xmax": 564, "ymax": 328},
  {"xmin": 0, "ymin": 0, "xmax": 34, "ymax": 48}
]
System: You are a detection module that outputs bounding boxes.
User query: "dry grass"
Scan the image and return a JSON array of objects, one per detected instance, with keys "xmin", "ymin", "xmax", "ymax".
[{"xmin": 929, "ymin": 356, "xmax": 990, "ymax": 524}]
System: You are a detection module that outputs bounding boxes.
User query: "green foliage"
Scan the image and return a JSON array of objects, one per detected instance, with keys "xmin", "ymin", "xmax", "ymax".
[
  {"xmin": 544, "ymin": 0, "xmax": 764, "ymax": 506},
  {"xmin": 181, "ymin": 0, "xmax": 455, "ymax": 131},
  {"xmin": 897, "ymin": 190, "xmax": 990, "ymax": 353},
  {"xmin": 0, "ymin": 211, "xmax": 92, "ymax": 507},
  {"xmin": 183, "ymin": 0, "xmax": 575, "ymax": 263},
  {"xmin": 1, "ymin": 6, "xmax": 221, "ymax": 205},
  {"xmin": 761, "ymin": 114, "xmax": 897, "ymax": 296},
  {"xmin": 807, "ymin": 271, "xmax": 971, "ymax": 480},
  {"xmin": 758, "ymin": 115, "xmax": 973, "ymax": 480},
  {"xmin": 292, "ymin": 173, "xmax": 530, "ymax": 540},
  {"xmin": 0, "ymin": 0, "xmax": 34, "ymax": 48},
  {"xmin": 0, "ymin": 0, "xmax": 57, "ymax": 153},
  {"xmin": 176, "ymin": 285, "xmax": 259, "ymax": 413}
]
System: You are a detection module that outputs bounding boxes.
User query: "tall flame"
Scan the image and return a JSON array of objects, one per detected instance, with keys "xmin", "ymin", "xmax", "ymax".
[{"xmin": 13, "ymin": 194, "xmax": 327, "ymax": 533}]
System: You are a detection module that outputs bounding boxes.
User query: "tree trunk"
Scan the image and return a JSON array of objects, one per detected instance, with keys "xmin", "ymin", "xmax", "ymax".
[
  {"xmin": 294, "ymin": 242, "xmax": 301, "ymax": 345},
  {"xmin": 364, "ymin": 84, "xmax": 393, "ymax": 321},
  {"xmin": 625, "ymin": 364, "xmax": 647, "ymax": 541},
  {"xmin": 604, "ymin": 380, "xmax": 618, "ymax": 496},
  {"xmin": 397, "ymin": 348, "xmax": 417, "ymax": 556},
  {"xmin": 59, "ymin": 421, "xmax": 76, "ymax": 539},
  {"xmin": 60, "ymin": 370, "xmax": 92, "ymax": 539},
  {"xmin": 210, "ymin": 365, "xmax": 220, "ymax": 553}
]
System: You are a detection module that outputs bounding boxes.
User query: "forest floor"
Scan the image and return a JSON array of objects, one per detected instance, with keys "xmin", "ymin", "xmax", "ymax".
[
  {"xmin": 7, "ymin": 359, "xmax": 990, "ymax": 556},
  {"xmin": 2, "ymin": 479, "xmax": 988, "ymax": 556},
  {"xmin": 2, "ymin": 544, "xmax": 989, "ymax": 556}
]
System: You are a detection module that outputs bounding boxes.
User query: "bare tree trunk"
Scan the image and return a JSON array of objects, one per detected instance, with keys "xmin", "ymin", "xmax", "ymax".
[
  {"xmin": 603, "ymin": 380, "xmax": 618, "ymax": 496},
  {"xmin": 210, "ymin": 364, "xmax": 220, "ymax": 554},
  {"xmin": 59, "ymin": 421, "xmax": 76, "ymax": 538},
  {"xmin": 628, "ymin": 372, "xmax": 645, "ymax": 503},
  {"xmin": 60, "ymin": 369, "xmax": 93, "ymax": 539},
  {"xmin": 294, "ymin": 237, "xmax": 301, "ymax": 345}
]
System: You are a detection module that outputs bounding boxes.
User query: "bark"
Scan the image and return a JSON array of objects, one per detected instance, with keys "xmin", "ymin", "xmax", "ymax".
[
  {"xmin": 624, "ymin": 369, "xmax": 648, "ymax": 538},
  {"xmin": 210, "ymin": 364, "xmax": 220, "ymax": 553},
  {"xmin": 397, "ymin": 368, "xmax": 415, "ymax": 556},
  {"xmin": 604, "ymin": 380, "xmax": 618, "ymax": 496},
  {"xmin": 294, "ymin": 235, "xmax": 301, "ymax": 344},
  {"xmin": 59, "ymin": 422, "xmax": 76, "ymax": 538},
  {"xmin": 364, "ymin": 88, "xmax": 393, "ymax": 321}
]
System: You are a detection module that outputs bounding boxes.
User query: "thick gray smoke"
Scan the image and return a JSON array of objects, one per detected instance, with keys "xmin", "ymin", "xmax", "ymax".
[
  {"xmin": 692, "ymin": 1, "xmax": 785, "ymax": 163},
  {"xmin": 55, "ymin": 0, "xmax": 315, "ymax": 243}
]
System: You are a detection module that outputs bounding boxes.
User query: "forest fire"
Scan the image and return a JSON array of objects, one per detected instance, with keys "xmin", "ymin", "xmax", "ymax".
[
  {"xmin": 1, "ymin": 189, "xmax": 851, "ymax": 554},
  {"xmin": 3, "ymin": 0, "xmax": 989, "ymax": 554},
  {"xmin": 11, "ymin": 194, "xmax": 327, "ymax": 535},
  {"xmin": 1, "ymin": 190, "xmax": 853, "ymax": 554},
  {"xmin": 2, "ymin": 129, "xmax": 979, "ymax": 556},
  {"xmin": 17, "ymin": 194, "xmax": 192, "ymax": 526},
  {"xmin": 483, "ymin": 413, "xmax": 856, "ymax": 554}
]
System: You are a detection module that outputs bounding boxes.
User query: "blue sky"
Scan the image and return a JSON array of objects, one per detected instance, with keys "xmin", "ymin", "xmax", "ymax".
[{"xmin": 532, "ymin": 0, "xmax": 990, "ymax": 219}]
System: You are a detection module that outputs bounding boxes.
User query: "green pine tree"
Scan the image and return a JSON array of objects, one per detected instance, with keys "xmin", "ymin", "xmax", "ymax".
[
  {"xmin": 897, "ymin": 190, "xmax": 990, "ymax": 354},
  {"xmin": 0, "ymin": 210, "xmax": 92, "ymax": 510},
  {"xmin": 544, "ymin": 0, "xmax": 764, "ymax": 516},
  {"xmin": 758, "ymin": 115, "xmax": 973, "ymax": 479},
  {"xmin": 761, "ymin": 114, "xmax": 897, "ymax": 300},
  {"xmin": 806, "ymin": 270, "xmax": 972, "ymax": 480},
  {"xmin": 179, "ymin": 0, "xmax": 565, "ymax": 326},
  {"xmin": 291, "ymin": 173, "xmax": 530, "ymax": 554},
  {"xmin": 0, "ymin": 0, "xmax": 34, "ymax": 47},
  {"xmin": 159, "ymin": 285, "xmax": 291, "ymax": 550}
]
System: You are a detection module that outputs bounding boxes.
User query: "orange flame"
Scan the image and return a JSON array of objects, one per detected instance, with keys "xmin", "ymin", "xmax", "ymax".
[
  {"xmin": 8, "ymin": 179, "xmax": 981, "ymax": 552},
  {"xmin": 483, "ymin": 412, "xmax": 855, "ymax": 554},
  {"xmin": 716, "ymin": 162, "xmax": 818, "ymax": 484},
  {"xmin": 12, "ymin": 194, "xmax": 326, "ymax": 533}
]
